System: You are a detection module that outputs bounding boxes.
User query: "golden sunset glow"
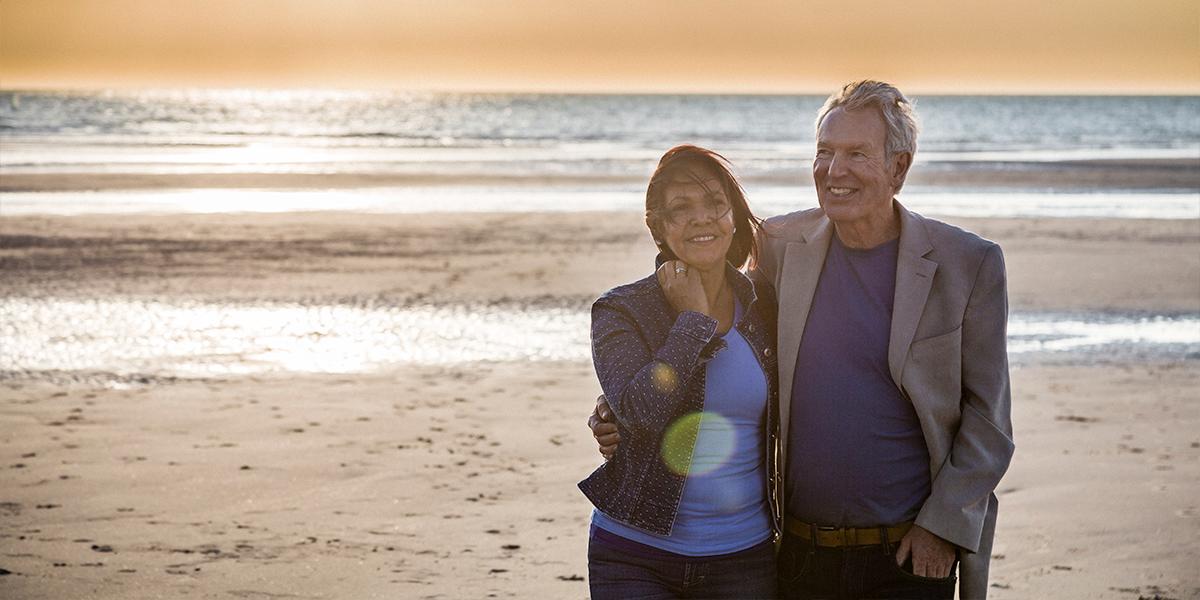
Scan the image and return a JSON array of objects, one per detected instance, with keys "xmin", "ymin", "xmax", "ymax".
[{"xmin": 2, "ymin": 0, "xmax": 1198, "ymax": 92}]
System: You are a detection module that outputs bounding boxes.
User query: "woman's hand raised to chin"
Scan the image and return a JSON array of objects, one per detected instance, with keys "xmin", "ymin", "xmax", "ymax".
[{"xmin": 655, "ymin": 260, "xmax": 711, "ymax": 317}]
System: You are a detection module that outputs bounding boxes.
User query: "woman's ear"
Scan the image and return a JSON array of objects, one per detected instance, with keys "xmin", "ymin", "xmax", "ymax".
[{"xmin": 646, "ymin": 215, "xmax": 662, "ymax": 245}]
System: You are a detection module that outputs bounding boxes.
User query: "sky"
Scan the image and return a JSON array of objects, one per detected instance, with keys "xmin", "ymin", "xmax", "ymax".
[{"xmin": 2, "ymin": 0, "xmax": 1198, "ymax": 93}]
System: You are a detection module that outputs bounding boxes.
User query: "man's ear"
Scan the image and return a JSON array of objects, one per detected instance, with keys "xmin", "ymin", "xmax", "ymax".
[{"xmin": 890, "ymin": 151, "xmax": 913, "ymax": 192}]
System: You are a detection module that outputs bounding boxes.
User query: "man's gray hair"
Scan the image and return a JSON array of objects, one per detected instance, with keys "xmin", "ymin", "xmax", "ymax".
[{"xmin": 815, "ymin": 80, "xmax": 919, "ymax": 158}]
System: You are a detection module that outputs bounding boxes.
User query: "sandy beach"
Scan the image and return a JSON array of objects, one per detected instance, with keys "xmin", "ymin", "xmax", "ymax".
[{"xmin": 2, "ymin": 209, "xmax": 1198, "ymax": 599}]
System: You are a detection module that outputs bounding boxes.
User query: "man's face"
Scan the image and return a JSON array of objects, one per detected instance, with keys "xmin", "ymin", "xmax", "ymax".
[{"xmin": 812, "ymin": 106, "xmax": 909, "ymax": 230}]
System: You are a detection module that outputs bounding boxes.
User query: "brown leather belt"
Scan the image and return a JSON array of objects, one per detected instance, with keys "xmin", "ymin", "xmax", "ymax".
[{"xmin": 785, "ymin": 517, "xmax": 913, "ymax": 548}]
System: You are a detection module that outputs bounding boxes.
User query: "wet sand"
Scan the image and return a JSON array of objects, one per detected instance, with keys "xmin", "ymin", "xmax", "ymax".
[
  {"xmin": 2, "ymin": 212, "xmax": 1198, "ymax": 311},
  {"xmin": 2, "ymin": 157, "xmax": 1198, "ymax": 192},
  {"xmin": 1, "ymin": 210, "xmax": 1198, "ymax": 599}
]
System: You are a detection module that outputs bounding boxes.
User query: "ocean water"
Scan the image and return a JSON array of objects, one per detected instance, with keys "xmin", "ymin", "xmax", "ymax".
[
  {"xmin": 3, "ymin": 89, "xmax": 1197, "ymax": 218},
  {"xmin": 2, "ymin": 89, "xmax": 1198, "ymax": 181}
]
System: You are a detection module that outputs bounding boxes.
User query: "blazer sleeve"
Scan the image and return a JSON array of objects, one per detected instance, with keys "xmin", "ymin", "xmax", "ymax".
[
  {"xmin": 915, "ymin": 244, "xmax": 1016, "ymax": 553},
  {"xmin": 591, "ymin": 299, "xmax": 719, "ymax": 434},
  {"xmin": 749, "ymin": 225, "xmax": 782, "ymax": 293}
]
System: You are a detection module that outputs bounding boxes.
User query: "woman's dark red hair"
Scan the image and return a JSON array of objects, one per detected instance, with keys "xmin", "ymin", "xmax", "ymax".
[{"xmin": 645, "ymin": 144, "xmax": 761, "ymax": 269}]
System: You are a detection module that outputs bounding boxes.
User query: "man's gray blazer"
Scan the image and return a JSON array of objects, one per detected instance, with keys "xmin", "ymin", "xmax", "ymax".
[{"xmin": 756, "ymin": 203, "xmax": 1015, "ymax": 600}]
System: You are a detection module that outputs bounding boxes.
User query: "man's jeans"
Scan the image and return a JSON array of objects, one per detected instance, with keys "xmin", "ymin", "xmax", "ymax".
[
  {"xmin": 588, "ymin": 532, "xmax": 778, "ymax": 599},
  {"xmin": 777, "ymin": 532, "xmax": 956, "ymax": 600}
]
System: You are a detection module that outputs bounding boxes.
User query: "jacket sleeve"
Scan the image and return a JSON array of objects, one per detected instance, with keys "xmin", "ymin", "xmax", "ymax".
[
  {"xmin": 591, "ymin": 298, "xmax": 719, "ymax": 434},
  {"xmin": 915, "ymin": 244, "xmax": 1016, "ymax": 553}
]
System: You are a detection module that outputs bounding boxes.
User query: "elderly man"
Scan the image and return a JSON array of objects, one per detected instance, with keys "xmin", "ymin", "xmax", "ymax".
[{"xmin": 589, "ymin": 80, "xmax": 1013, "ymax": 599}]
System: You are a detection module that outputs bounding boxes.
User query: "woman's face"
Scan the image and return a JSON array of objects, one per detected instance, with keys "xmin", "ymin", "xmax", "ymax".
[{"xmin": 654, "ymin": 167, "xmax": 735, "ymax": 271}]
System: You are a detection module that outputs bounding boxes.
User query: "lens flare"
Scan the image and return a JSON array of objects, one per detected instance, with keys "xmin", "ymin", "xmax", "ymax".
[
  {"xmin": 661, "ymin": 411, "xmax": 736, "ymax": 476},
  {"xmin": 651, "ymin": 362, "xmax": 678, "ymax": 394}
]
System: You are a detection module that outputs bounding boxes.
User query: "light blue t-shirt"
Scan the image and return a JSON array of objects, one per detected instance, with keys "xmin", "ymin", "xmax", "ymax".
[{"xmin": 592, "ymin": 300, "xmax": 772, "ymax": 555}]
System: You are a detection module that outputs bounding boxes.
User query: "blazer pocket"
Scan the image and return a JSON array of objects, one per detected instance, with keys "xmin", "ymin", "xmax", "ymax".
[
  {"xmin": 909, "ymin": 326, "xmax": 962, "ymax": 361},
  {"xmin": 902, "ymin": 326, "xmax": 964, "ymax": 411}
]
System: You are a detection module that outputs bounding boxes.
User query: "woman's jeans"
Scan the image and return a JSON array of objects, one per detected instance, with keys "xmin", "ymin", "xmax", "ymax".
[
  {"xmin": 588, "ymin": 531, "xmax": 778, "ymax": 599},
  {"xmin": 777, "ymin": 532, "xmax": 956, "ymax": 600}
]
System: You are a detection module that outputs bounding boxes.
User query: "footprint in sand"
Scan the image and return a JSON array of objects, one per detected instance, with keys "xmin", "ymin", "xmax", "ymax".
[{"xmin": 1055, "ymin": 415, "xmax": 1097, "ymax": 423}]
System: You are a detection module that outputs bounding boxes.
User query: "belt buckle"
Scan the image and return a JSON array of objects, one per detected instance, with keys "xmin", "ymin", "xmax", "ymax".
[{"xmin": 817, "ymin": 525, "xmax": 844, "ymax": 547}]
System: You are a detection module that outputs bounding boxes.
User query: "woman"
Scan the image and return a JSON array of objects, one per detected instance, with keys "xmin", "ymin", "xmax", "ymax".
[{"xmin": 578, "ymin": 145, "xmax": 779, "ymax": 599}]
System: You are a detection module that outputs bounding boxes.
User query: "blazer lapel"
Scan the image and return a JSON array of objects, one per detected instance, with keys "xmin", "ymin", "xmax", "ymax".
[
  {"xmin": 777, "ymin": 215, "xmax": 832, "ymax": 470},
  {"xmin": 888, "ymin": 205, "xmax": 938, "ymax": 386}
]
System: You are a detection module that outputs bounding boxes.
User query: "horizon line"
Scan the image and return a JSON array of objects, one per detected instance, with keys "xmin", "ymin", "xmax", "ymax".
[{"xmin": 3, "ymin": 84, "xmax": 1199, "ymax": 97}]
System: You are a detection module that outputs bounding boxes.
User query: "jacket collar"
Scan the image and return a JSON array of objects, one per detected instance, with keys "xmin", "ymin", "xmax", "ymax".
[{"xmin": 886, "ymin": 202, "xmax": 938, "ymax": 384}]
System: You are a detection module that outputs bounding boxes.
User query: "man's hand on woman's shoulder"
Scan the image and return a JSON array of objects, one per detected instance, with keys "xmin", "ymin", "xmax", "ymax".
[{"xmin": 588, "ymin": 395, "xmax": 621, "ymax": 460}]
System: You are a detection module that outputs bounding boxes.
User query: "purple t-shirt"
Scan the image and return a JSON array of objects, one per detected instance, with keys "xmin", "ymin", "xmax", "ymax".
[{"xmin": 786, "ymin": 234, "xmax": 931, "ymax": 527}]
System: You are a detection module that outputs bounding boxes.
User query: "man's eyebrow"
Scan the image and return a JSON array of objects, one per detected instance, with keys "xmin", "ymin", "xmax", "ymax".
[{"xmin": 816, "ymin": 140, "xmax": 872, "ymax": 150}]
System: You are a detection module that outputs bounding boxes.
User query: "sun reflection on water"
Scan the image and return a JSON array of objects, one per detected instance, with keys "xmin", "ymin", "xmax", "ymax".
[
  {"xmin": 0, "ymin": 298, "xmax": 1196, "ymax": 379},
  {"xmin": 0, "ymin": 298, "xmax": 589, "ymax": 377}
]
